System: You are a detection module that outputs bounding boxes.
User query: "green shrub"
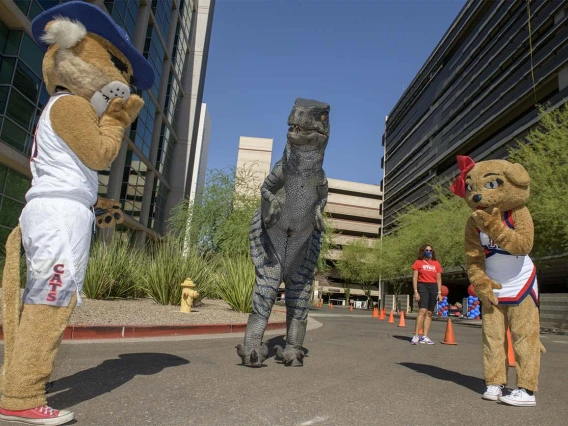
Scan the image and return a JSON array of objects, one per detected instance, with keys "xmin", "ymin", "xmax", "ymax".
[
  {"xmin": 83, "ymin": 235, "xmax": 143, "ymax": 299},
  {"xmin": 215, "ymin": 254, "xmax": 256, "ymax": 313},
  {"xmin": 139, "ymin": 237, "xmax": 216, "ymax": 305}
]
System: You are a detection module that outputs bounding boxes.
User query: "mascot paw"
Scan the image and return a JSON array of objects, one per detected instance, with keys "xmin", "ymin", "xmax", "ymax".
[
  {"xmin": 274, "ymin": 345, "xmax": 305, "ymax": 366},
  {"xmin": 94, "ymin": 198, "xmax": 124, "ymax": 228},
  {"xmin": 235, "ymin": 343, "xmax": 269, "ymax": 368},
  {"xmin": 472, "ymin": 208, "xmax": 502, "ymax": 234},
  {"xmin": 313, "ymin": 206, "xmax": 325, "ymax": 232},
  {"xmin": 123, "ymin": 94, "xmax": 145, "ymax": 123},
  {"xmin": 475, "ymin": 278, "xmax": 501, "ymax": 306},
  {"xmin": 262, "ymin": 198, "xmax": 281, "ymax": 229},
  {"xmin": 102, "ymin": 95, "xmax": 144, "ymax": 128}
]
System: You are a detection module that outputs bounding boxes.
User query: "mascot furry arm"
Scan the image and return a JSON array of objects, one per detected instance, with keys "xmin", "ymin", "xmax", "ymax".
[{"xmin": 0, "ymin": 1, "xmax": 154, "ymax": 421}]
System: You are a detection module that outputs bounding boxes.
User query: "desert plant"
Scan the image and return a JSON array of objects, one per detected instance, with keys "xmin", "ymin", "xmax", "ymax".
[
  {"xmin": 83, "ymin": 235, "xmax": 143, "ymax": 299},
  {"xmin": 215, "ymin": 254, "xmax": 256, "ymax": 313},
  {"xmin": 139, "ymin": 237, "xmax": 216, "ymax": 305}
]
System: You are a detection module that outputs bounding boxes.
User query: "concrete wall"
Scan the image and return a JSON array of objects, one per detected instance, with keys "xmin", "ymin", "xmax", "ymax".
[{"xmin": 540, "ymin": 294, "xmax": 568, "ymax": 330}]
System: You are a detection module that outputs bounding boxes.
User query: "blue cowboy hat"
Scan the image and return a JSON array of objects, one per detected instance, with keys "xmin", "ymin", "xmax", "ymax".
[{"xmin": 31, "ymin": 0, "xmax": 154, "ymax": 91}]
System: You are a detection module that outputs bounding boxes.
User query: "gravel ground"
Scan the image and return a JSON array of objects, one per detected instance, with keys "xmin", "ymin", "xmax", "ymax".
[{"xmin": 0, "ymin": 296, "xmax": 286, "ymax": 326}]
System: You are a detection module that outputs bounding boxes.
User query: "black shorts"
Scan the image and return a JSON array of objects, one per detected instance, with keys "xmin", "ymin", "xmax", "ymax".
[{"xmin": 418, "ymin": 282, "xmax": 438, "ymax": 311}]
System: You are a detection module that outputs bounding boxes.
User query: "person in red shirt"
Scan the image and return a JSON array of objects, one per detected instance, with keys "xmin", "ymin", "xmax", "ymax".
[{"xmin": 410, "ymin": 244, "xmax": 443, "ymax": 345}]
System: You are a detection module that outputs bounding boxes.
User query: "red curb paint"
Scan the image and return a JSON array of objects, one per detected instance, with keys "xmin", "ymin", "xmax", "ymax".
[{"xmin": 0, "ymin": 321, "xmax": 287, "ymax": 341}]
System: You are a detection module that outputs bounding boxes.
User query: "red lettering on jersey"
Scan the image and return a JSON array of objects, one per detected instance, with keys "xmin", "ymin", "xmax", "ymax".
[{"xmin": 46, "ymin": 263, "xmax": 65, "ymax": 302}]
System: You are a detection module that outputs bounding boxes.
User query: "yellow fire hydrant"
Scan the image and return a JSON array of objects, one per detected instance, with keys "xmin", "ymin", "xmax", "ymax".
[{"xmin": 180, "ymin": 278, "xmax": 199, "ymax": 313}]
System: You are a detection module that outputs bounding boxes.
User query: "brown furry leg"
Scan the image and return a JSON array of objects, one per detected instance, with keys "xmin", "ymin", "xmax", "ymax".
[
  {"xmin": 0, "ymin": 294, "xmax": 76, "ymax": 411},
  {"xmin": 481, "ymin": 302, "xmax": 508, "ymax": 386},
  {"xmin": 0, "ymin": 226, "xmax": 23, "ymax": 393},
  {"xmin": 508, "ymin": 297, "xmax": 541, "ymax": 392}
]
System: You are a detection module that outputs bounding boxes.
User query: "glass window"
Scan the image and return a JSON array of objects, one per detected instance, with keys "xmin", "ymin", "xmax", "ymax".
[
  {"xmin": 37, "ymin": 1, "xmax": 61, "ymax": 11},
  {"xmin": 3, "ymin": 31, "xmax": 22, "ymax": 56},
  {"xmin": 6, "ymin": 90, "xmax": 35, "ymax": 130},
  {"xmin": 28, "ymin": 0, "xmax": 43, "ymax": 20},
  {"xmin": 0, "ymin": 164, "xmax": 6, "ymax": 190},
  {"xmin": 1, "ymin": 118, "xmax": 28, "ymax": 152},
  {"xmin": 19, "ymin": 34, "xmax": 43, "ymax": 78},
  {"xmin": 13, "ymin": 60, "xmax": 40, "ymax": 104},
  {"xmin": 0, "ymin": 197, "xmax": 22, "ymax": 228},
  {"xmin": 0, "ymin": 57, "xmax": 16, "ymax": 84},
  {"xmin": 0, "ymin": 227, "xmax": 12, "ymax": 248},
  {"xmin": 14, "ymin": 1, "xmax": 31, "ymax": 16},
  {"xmin": 4, "ymin": 169, "xmax": 30, "ymax": 202},
  {"xmin": 37, "ymin": 84, "xmax": 49, "ymax": 109},
  {"xmin": 0, "ymin": 86, "xmax": 9, "ymax": 114}
]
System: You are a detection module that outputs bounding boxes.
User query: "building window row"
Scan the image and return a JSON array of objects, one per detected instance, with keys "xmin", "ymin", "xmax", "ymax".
[{"xmin": 0, "ymin": 163, "xmax": 30, "ymax": 246}]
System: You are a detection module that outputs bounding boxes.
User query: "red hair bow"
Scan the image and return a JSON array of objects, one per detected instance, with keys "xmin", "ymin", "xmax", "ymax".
[{"xmin": 450, "ymin": 156, "xmax": 475, "ymax": 198}]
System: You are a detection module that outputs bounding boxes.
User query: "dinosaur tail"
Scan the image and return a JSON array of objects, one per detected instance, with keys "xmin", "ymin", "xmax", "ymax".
[{"xmin": 0, "ymin": 225, "xmax": 23, "ymax": 391}]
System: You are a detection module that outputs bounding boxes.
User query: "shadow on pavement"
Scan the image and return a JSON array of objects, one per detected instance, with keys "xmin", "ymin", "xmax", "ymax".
[
  {"xmin": 397, "ymin": 362, "xmax": 485, "ymax": 394},
  {"xmin": 47, "ymin": 353, "xmax": 189, "ymax": 408},
  {"xmin": 264, "ymin": 335, "xmax": 310, "ymax": 360},
  {"xmin": 392, "ymin": 335, "xmax": 412, "ymax": 342}
]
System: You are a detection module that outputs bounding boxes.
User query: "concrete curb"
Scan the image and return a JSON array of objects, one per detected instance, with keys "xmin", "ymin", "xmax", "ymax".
[{"xmin": 0, "ymin": 321, "xmax": 287, "ymax": 341}]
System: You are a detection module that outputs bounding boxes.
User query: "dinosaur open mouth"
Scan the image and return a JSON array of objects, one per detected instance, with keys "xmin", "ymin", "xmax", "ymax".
[{"xmin": 288, "ymin": 125, "xmax": 326, "ymax": 136}]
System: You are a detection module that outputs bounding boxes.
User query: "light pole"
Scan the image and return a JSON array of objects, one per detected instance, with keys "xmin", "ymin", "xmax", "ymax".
[{"xmin": 378, "ymin": 115, "xmax": 388, "ymax": 311}]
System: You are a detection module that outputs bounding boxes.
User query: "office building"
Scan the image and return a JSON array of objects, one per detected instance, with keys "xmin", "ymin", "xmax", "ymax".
[
  {"xmin": 236, "ymin": 136, "xmax": 273, "ymax": 195},
  {"xmin": 0, "ymin": 0, "xmax": 215, "ymax": 246},
  {"xmin": 382, "ymin": 1, "xmax": 568, "ymax": 234},
  {"xmin": 188, "ymin": 103, "xmax": 211, "ymax": 204}
]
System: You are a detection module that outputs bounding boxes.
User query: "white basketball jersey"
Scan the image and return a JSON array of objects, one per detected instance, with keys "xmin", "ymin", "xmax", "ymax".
[{"xmin": 26, "ymin": 92, "xmax": 99, "ymax": 207}]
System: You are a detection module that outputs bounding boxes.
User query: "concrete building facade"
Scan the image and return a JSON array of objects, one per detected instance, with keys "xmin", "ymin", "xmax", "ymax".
[
  {"xmin": 236, "ymin": 136, "xmax": 273, "ymax": 194},
  {"xmin": 317, "ymin": 178, "xmax": 383, "ymax": 307},
  {"xmin": 188, "ymin": 103, "xmax": 211, "ymax": 204},
  {"xmin": 0, "ymin": 0, "xmax": 215, "ymax": 246},
  {"xmin": 381, "ymin": 0, "xmax": 568, "ymax": 234}
]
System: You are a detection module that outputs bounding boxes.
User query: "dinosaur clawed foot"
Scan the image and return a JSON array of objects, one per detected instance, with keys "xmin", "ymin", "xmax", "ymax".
[
  {"xmin": 235, "ymin": 343, "xmax": 268, "ymax": 368},
  {"xmin": 274, "ymin": 345, "xmax": 305, "ymax": 366}
]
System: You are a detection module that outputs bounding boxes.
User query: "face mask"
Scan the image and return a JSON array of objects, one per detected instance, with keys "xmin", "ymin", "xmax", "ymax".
[{"xmin": 424, "ymin": 251, "xmax": 432, "ymax": 258}]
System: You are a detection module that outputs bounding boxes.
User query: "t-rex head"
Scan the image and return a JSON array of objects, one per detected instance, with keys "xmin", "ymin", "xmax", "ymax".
[
  {"xmin": 287, "ymin": 98, "xmax": 330, "ymax": 150},
  {"xmin": 31, "ymin": 1, "xmax": 154, "ymax": 116}
]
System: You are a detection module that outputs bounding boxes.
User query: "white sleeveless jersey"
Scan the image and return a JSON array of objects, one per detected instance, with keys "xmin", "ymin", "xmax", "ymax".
[
  {"xmin": 478, "ymin": 210, "xmax": 538, "ymax": 306},
  {"xmin": 25, "ymin": 92, "xmax": 99, "ymax": 207}
]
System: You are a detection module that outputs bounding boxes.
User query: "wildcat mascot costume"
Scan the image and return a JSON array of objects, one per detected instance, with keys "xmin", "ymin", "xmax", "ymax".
[
  {"xmin": 0, "ymin": 2, "xmax": 153, "ymax": 424},
  {"xmin": 450, "ymin": 155, "xmax": 545, "ymax": 407}
]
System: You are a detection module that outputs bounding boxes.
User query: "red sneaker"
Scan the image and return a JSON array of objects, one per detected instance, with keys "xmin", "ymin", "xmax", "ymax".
[{"xmin": 0, "ymin": 405, "xmax": 74, "ymax": 425}]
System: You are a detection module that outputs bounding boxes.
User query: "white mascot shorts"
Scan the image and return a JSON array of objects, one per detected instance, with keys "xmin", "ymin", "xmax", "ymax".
[{"xmin": 20, "ymin": 198, "xmax": 94, "ymax": 307}]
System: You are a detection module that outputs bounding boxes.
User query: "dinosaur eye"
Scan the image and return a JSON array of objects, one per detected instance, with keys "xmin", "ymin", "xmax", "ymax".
[
  {"xmin": 319, "ymin": 111, "xmax": 329, "ymax": 122},
  {"xmin": 465, "ymin": 184, "xmax": 472, "ymax": 192},
  {"xmin": 484, "ymin": 180, "xmax": 500, "ymax": 189}
]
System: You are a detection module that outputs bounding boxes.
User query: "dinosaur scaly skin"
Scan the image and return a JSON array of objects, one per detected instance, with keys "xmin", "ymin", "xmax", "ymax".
[{"xmin": 236, "ymin": 98, "xmax": 330, "ymax": 367}]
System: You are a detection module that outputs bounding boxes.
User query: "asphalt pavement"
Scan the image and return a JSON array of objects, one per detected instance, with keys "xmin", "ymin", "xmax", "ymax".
[{"xmin": 1, "ymin": 307, "xmax": 567, "ymax": 426}]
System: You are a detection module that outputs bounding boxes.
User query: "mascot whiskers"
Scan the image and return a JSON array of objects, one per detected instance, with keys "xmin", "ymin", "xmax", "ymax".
[
  {"xmin": 450, "ymin": 155, "xmax": 545, "ymax": 407},
  {"xmin": 0, "ymin": 2, "xmax": 153, "ymax": 424}
]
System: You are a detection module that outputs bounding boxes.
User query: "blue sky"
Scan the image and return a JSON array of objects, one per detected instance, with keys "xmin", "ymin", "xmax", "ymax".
[{"xmin": 202, "ymin": 0, "xmax": 466, "ymax": 185}]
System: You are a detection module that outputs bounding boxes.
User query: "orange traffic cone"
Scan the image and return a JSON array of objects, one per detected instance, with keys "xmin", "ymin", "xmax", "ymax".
[
  {"xmin": 507, "ymin": 328, "xmax": 516, "ymax": 367},
  {"xmin": 441, "ymin": 318, "xmax": 458, "ymax": 345},
  {"xmin": 329, "ymin": 302, "xmax": 333, "ymax": 309},
  {"xmin": 350, "ymin": 304, "xmax": 353, "ymax": 311},
  {"xmin": 373, "ymin": 307, "xmax": 379, "ymax": 318},
  {"xmin": 379, "ymin": 308, "xmax": 385, "ymax": 320},
  {"xmin": 397, "ymin": 311, "xmax": 406, "ymax": 327},
  {"xmin": 388, "ymin": 310, "xmax": 395, "ymax": 323},
  {"xmin": 419, "ymin": 327, "xmax": 424, "ymax": 335}
]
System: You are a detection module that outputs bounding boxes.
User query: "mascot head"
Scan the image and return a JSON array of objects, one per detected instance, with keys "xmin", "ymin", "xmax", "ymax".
[
  {"xmin": 450, "ymin": 155, "xmax": 531, "ymax": 212},
  {"xmin": 31, "ymin": 1, "xmax": 154, "ymax": 116}
]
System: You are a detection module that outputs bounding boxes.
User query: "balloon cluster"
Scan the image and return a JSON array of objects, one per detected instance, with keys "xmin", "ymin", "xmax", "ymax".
[
  {"xmin": 437, "ymin": 296, "xmax": 450, "ymax": 317},
  {"xmin": 467, "ymin": 284, "xmax": 481, "ymax": 319},
  {"xmin": 467, "ymin": 296, "xmax": 481, "ymax": 319}
]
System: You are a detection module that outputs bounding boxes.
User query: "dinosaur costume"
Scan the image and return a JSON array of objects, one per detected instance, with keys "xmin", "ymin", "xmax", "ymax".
[
  {"xmin": 450, "ymin": 156, "xmax": 545, "ymax": 407},
  {"xmin": 236, "ymin": 98, "xmax": 330, "ymax": 367},
  {"xmin": 0, "ymin": 2, "xmax": 153, "ymax": 424}
]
